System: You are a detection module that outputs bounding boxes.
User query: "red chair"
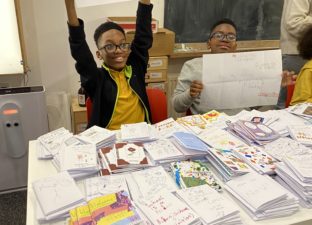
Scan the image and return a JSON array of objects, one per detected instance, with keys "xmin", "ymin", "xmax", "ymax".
[
  {"xmin": 85, "ymin": 89, "xmax": 168, "ymax": 124},
  {"xmin": 146, "ymin": 88, "xmax": 168, "ymax": 124},
  {"xmin": 285, "ymin": 84, "xmax": 295, "ymax": 108},
  {"xmin": 86, "ymin": 97, "xmax": 93, "ymax": 123}
]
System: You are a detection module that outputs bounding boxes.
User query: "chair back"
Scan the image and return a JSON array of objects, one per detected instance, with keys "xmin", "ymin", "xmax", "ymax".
[
  {"xmin": 285, "ymin": 84, "xmax": 295, "ymax": 108},
  {"xmin": 146, "ymin": 88, "xmax": 168, "ymax": 124},
  {"xmin": 86, "ymin": 89, "xmax": 168, "ymax": 124}
]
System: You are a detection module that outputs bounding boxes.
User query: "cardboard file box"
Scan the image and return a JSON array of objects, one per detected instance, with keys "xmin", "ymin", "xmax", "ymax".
[
  {"xmin": 108, "ymin": 17, "xmax": 158, "ymax": 33},
  {"xmin": 126, "ymin": 28, "xmax": 175, "ymax": 56},
  {"xmin": 145, "ymin": 69, "xmax": 167, "ymax": 83},
  {"xmin": 148, "ymin": 56, "xmax": 168, "ymax": 70}
]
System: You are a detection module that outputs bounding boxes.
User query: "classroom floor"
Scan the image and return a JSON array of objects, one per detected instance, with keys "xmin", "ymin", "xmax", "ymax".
[{"xmin": 0, "ymin": 190, "xmax": 27, "ymax": 225}]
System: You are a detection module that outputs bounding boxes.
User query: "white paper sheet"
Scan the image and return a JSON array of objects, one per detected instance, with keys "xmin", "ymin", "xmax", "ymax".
[
  {"xmin": 76, "ymin": 0, "xmax": 133, "ymax": 8},
  {"xmin": 201, "ymin": 49, "xmax": 282, "ymax": 109}
]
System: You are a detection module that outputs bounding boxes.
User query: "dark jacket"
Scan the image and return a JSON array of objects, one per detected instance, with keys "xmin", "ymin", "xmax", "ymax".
[{"xmin": 68, "ymin": 3, "xmax": 153, "ymax": 128}]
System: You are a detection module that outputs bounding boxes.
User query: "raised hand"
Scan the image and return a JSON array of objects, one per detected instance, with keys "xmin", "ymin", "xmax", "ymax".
[{"xmin": 64, "ymin": 0, "xmax": 79, "ymax": 26}]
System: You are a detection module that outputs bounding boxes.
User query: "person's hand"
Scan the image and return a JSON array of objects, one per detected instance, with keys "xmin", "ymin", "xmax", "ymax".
[
  {"xmin": 281, "ymin": 70, "xmax": 297, "ymax": 87},
  {"xmin": 189, "ymin": 80, "xmax": 203, "ymax": 98}
]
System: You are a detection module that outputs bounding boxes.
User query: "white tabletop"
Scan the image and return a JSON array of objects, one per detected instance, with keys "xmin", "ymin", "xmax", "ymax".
[{"xmin": 26, "ymin": 140, "xmax": 312, "ymax": 225}]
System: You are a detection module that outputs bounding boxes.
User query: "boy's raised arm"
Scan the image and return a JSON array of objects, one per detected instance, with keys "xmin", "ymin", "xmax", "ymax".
[
  {"xmin": 64, "ymin": 0, "xmax": 79, "ymax": 26},
  {"xmin": 139, "ymin": 0, "xmax": 151, "ymax": 5}
]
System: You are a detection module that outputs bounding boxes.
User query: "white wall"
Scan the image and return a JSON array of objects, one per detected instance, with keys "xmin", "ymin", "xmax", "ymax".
[{"xmin": 18, "ymin": 0, "xmax": 165, "ymax": 96}]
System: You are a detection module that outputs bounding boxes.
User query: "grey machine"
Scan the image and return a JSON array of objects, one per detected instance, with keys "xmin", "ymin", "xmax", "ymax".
[{"xmin": 0, "ymin": 86, "xmax": 48, "ymax": 193}]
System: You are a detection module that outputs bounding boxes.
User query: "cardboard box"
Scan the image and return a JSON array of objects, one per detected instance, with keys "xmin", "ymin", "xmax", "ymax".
[
  {"xmin": 145, "ymin": 69, "xmax": 167, "ymax": 83},
  {"xmin": 108, "ymin": 17, "xmax": 158, "ymax": 33},
  {"xmin": 126, "ymin": 28, "xmax": 175, "ymax": 56},
  {"xmin": 148, "ymin": 56, "xmax": 168, "ymax": 70}
]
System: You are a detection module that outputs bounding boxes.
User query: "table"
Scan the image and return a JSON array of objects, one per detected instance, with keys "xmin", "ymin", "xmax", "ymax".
[{"xmin": 26, "ymin": 140, "xmax": 312, "ymax": 225}]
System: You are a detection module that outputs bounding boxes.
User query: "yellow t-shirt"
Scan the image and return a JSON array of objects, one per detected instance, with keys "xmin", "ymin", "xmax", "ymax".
[
  {"xmin": 107, "ymin": 68, "xmax": 145, "ymax": 130},
  {"xmin": 290, "ymin": 60, "xmax": 312, "ymax": 106}
]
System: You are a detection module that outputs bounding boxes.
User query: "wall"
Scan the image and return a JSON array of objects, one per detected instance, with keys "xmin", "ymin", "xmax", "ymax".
[{"xmin": 15, "ymin": 0, "xmax": 164, "ymax": 96}]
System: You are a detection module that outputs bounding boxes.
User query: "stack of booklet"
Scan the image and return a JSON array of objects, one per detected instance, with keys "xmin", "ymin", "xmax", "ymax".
[
  {"xmin": 275, "ymin": 162, "xmax": 312, "ymax": 208},
  {"xmin": 287, "ymin": 124, "xmax": 312, "ymax": 146},
  {"xmin": 224, "ymin": 172, "xmax": 299, "ymax": 220},
  {"xmin": 36, "ymin": 127, "xmax": 73, "ymax": 159},
  {"xmin": 176, "ymin": 185, "xmax": 242, "ymax": 225},
  {"xmin": 176, "ymin": 114, "xmax": 209, "ymax": 134},
  {"xmin": 76, "ymin": 125, "xmax": 116, "ymax": 149},
  {"xmin": 205, "ymin": 148, "xmax": 251, "ymax": 181},
  {"xmin": 84, "ymin": 174, "xmax": 129, "ymax": 201},
  {"xmin": 170, "ymin": 160, "xmax": 222, "ymax": 192},
  {"xmin": 98, "ymin": 142, "xmax": 151, "ymax": 174},
  {"xmin": 32, "ymin": 171, "xmax": 85, "ymax": 222},
  {"xmin": 198, "ymin": 127, "xmax": 247, "ymax": 150},
  {"xmin": 262, "ymin": 137, "xmax": 311, "ymax": 161},
  {"xmin": 52, "ymin": 144, "xmax": 99, "ymax": 179},
  {"xmin": 287, "ymin": 103, "xmax": 312, "ymax": 122},
  {"xmin": 232, "ymin": 146, "xmax": 276, "ymax": 175},
  {"xmin": 226, "ymin": 120, "xmax": 280, "ymax": 145},
  {"xmin": 126, "ymin": 166, "xmax": 179, "ymax": 201},
  {"xmin": 120, "ymin": 122, "xmax": 158, "ymax": 142},
  {"xmin": 136, "ymin": 189, "xmax": 202, "ymax": 225},
  {"xmin": 69, "ymin": 190, "xmax": 144, "ymax": 225},
  {"xmin": 153, "ymin": 117, "xmax": 188, "ymax": 138},
  {"xmin": 143, "ymin": 138, "xmax": 185, "ymax": 164},
  {"xmin": 171, "ymin": 131, "xmax": 209, "ymax": 157}
]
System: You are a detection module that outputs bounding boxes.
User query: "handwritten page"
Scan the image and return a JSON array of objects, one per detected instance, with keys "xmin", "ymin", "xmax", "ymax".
[
  {"xmin": 76, "ymin": 0, "xmax": 134, "ymax": 8},
  {"xmin": 176, "ymin": 185, "xmax": 240, "ymax": 224},
  {"xmin": 201, "ymin": 49, "xmax": 282, "ymax": 109},
  {"xmin": 136, "ymin": 190, "xmax": 199, "ymax": 225},
  {"xmin": 130, "ymin": 166, "xmax": 178, "ymax": 199}
]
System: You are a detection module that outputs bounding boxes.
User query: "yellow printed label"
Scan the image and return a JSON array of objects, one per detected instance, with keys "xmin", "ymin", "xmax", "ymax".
[
  {"xmin": 76, "ymin": 204, "xmax": 91, "ymax": 218},
  {"xmin": 69, "ymin": 208, "xmax": 78, "ymax": 221},
  {"xmin": 97, "ymin": 210, "xmax": 134, "ymax": 225},
  {"xmin": 88, "ymin": 194, "xmax": 117, "ymax": 212}
]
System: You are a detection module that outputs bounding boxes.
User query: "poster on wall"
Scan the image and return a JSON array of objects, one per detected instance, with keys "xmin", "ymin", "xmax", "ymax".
[{"xmin": 0, "ymin": 0, "xmax": 23, "ymax": 75}]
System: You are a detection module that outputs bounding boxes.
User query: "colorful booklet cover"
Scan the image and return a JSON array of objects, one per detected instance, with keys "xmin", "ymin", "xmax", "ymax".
[
  {"xmin": 207, "ymin": 148, "xmax": 251, "ymax": 176},
  {"xmin": 170, "ymin": 160, "xmax": 222, "ymax": 192},
  {"xmin": 69, "ymin": 190, "xmax": 142, "ymax": 225},
  {"xmin": 115, "ymin": 143, "xmax": 148, "ymax": 167},
  {"xmin": 233, "ymin": 146, "xmax": 276, "ymax": 175}
]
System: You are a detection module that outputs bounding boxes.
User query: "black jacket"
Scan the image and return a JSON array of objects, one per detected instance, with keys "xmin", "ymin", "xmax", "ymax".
[{"xmin": 68, "ymin": 3, "xmax": 153, "ymax": 128}]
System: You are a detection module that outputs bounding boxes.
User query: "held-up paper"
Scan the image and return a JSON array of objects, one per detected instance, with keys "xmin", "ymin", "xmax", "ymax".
[
  {"xmin": 201, "ymin": 49, "xmax": 282, "ymax": 109},
  {"xmin": 76, "ymin": 0, "xmax": 134, "ymax": 8}
]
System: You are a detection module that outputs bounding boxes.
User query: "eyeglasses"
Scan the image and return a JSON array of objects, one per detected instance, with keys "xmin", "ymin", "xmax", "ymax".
[
  {"xmin": 99, "ymin": 43, "xmax": 131, "ymax": 53},
  {"xmin": 210, "ymin": 32, "xmax": 237, "ymax": 42}
]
